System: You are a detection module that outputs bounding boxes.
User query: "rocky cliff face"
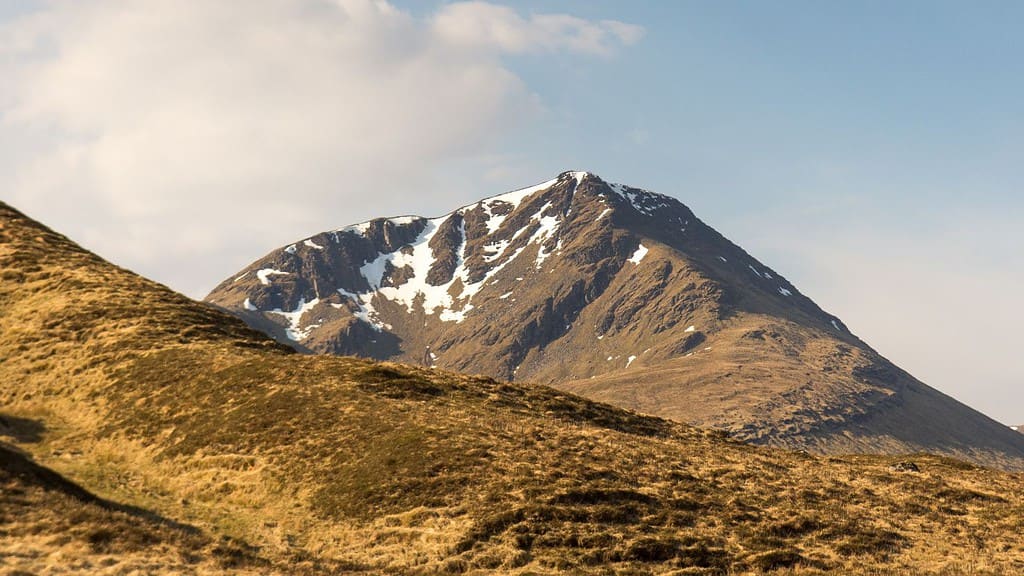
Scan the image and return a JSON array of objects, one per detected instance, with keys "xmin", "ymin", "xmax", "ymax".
[
  {"xmin": 208, "ymin": 172, "xmax": 840, "ymax": 376},
  {"xmin": 207, "ymin": 171, "xmax": 1024, "ymax": 468}
]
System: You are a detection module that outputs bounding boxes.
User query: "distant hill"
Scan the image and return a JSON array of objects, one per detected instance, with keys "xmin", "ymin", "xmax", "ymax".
[
  {"xmin": 3, "ymin": 200, "xmax": 1024, "ymax": 573},
  {"xmin": 208, "ymin": 171, "xmax": 1024, "ymax": 470}
]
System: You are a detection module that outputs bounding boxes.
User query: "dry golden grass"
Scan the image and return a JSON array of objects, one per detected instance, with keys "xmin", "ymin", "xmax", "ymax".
[
  {"xmin": 0, "ymin": 443, "xmax": 267, "ymax": 575},
  {"xmin": 2, "ymin": 201, "xmax": 1024, "ymax": 574}
]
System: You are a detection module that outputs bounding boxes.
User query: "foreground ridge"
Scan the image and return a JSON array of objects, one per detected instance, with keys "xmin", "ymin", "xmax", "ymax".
[{"xmin": 5, "ymin": 201, "xmax": 1024, "ymax": 573}]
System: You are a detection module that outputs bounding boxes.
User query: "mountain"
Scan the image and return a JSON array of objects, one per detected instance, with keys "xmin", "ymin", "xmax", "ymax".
[
  {"xmin": 208, "ymin": 171, "xmax": 1024, "ymax": 470},
  {"xmin": 5, "ymin": 203, "xmax": 1024, "ymax": 573}
]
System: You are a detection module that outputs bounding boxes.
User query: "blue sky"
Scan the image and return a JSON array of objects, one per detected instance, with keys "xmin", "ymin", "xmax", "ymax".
[
  {"xmin": 426, "ymin": 1, "xmax": 1024, "ymax": 424},
  {"xmin": 430, "ymin": 1, "xmax": 1023, "ymax": 214},
  {"xmin": 1, "ymin": 1, "xmax": 1020, "ymax": 422}
]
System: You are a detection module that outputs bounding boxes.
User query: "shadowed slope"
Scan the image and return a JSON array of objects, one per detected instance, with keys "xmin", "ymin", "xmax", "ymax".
[{"xmin": 3, "ymin": 200, "xmax": 1024, "ymax": 574}]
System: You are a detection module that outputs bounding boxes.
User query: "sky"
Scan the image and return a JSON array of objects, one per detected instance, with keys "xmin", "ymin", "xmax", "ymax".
[{"xmin": 0, "ymin": 1, "xmax": 1020, "ymax": 423}]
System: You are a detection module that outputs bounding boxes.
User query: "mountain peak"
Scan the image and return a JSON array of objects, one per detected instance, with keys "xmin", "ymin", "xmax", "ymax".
[
  {"xmin": 558, "ymin": 169, "xmax": 594, "ymax": 179},
  {"xmin": 304, "ymin": 171, "xmax": 671, "ymax": 259},
  {"xmin": 206, "ymin": 176, "xmax": 1024, "ymax": 469},
  {"xmin": 208, "ymin": 171, "xmax": 723, "ymax": 347}
]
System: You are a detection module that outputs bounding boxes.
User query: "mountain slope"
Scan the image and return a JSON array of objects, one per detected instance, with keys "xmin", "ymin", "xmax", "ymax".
[
  {"xmin": 5, "ymin": 204, "xmax": 1024, "ymax": 574},
  {"xmin": 208, "ymin": 171, "xmax": 1024, "ymax": 470},
  {"xmin": 0, "ymin": 442, "xmax": 265, "ymax": 574}
]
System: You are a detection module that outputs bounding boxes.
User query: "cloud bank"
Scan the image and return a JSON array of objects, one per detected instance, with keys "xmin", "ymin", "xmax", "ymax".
[{"xmin": 0, "ymin": 0, "xmax": 642, "ymax": 296}]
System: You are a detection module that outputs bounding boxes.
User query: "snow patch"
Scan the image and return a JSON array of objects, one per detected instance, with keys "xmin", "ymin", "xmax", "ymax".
[
  {"xmin": 718, "ymin": 256, "xmax": 728, "ymax": 263},
  {"xmin": 360, "ymin": 218, "xmax": 467, "ymax": 321},
  {"xmin": 243, "ymin": 298, "xmax": 257, "ymax": 311},
  {"xmin": 480, "ymin": 176, "xmax": 559, "ymax": 211},
  {"xmin": 529, "ymin": 203, "xmax": 561, "ymax": 268},
  {"xmin": 482, "ymin": 201, "xmax": 562, "ymax": 270},
  {"xmin": 484, "ymin": 211, "xmax": 507, "ymax": 234},
  {"xmin": 482, "ymin": 239, "xmax": 512, "ymax": 263},
  {"xmin": 831, "ymin": 319, "xmax": 842, "ymax": 331},
  {"xmin": 628, "ymin": 243, "xmax": 649, "ymax": 265},
  {"xmin": 337, "ymin": 222, "xmax": 371, "ymax": 236},
  {"xmin": 625, "ymin": 355, "xmax": 637, "ymax": 368},
  {"xmin": 268, "ymin": 297, "xmax": 321, "ymax": 341},
  {"xmin": 778, "ymin": 287, "xmax": 793, "ymax": 297},
  {"xmin": 480, "ymin": 200, "xmax": 510, "ymax": 234},
  {"xmin": 606, "ymin": 182, "xmax": 672, "ymax": 215},
  {"xmin": 684, "ymin": 325, "xmax": 696, "ymax": 333},
  {"xmin": 336, "ymin": 288, "xmax": 391, "ymax": 331},
  {"xmin": 257, "ymin": 269, "xmax": 289, "ymax": 285},
  {"xmin": 304, "ymin": 239, "xmax": 324, "ymax": 250},
  {"xmin": 499, "ymin": 291, "xmax": 513, "ymax": 299},
  {"xmin": 234, "ymin": 272, "xmax": 249, "ymax": 282},
  {"xmin": 346, "ymin": 203, "xmax": 558, "ymax": 326},
  {"xmin": 284, "ymin": 244, "xmax": 297, "ymax": 255}
]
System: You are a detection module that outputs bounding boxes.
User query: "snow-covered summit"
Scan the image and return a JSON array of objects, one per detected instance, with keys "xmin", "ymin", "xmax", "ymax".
[
  {"xmin": 319, "ymin": 171, "xmax": 680, "ymax": 245},
  {"xmin": 209, "ymin": 169, "xmax": 824, "ymax": 359}
]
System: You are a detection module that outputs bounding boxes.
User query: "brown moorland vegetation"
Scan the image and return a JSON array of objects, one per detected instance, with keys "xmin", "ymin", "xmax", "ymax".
[
  {"xmin": 2, "ymin": 200, "xmax": 1024, "ymax": 574},
  {"xmin": 0, "ymin": 442, "xmax": 266, "ymax": 574}
]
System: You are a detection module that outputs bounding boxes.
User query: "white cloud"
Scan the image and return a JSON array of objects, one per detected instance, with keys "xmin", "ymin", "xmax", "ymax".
[
  {"xmin": 0, "ymin": 0, "xmax": 642, "ymax": 297},
  {"xmin": 431, "ymin": 1, "xmax": 644, "ymax": 55}
]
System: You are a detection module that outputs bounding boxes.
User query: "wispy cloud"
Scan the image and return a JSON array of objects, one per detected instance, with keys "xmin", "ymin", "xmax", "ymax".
[{"xmin": 432, "ymin": 2, "xmax": 644, "ymax": 56}]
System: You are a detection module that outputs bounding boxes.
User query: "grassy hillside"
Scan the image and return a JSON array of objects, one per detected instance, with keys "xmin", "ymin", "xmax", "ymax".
[
  {"xmin": 0, "ymin": 442, "xmax": 266, "ymax": 574},
  {"xmin": 3, "ymin": 200, "xmax": 1024, "ymax": 574}
]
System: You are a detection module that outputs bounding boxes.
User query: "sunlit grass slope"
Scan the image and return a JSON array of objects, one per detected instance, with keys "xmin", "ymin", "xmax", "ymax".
[{"xmin": 2, "ymin": 201, "xmax": 1023, "ymax": 574}]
